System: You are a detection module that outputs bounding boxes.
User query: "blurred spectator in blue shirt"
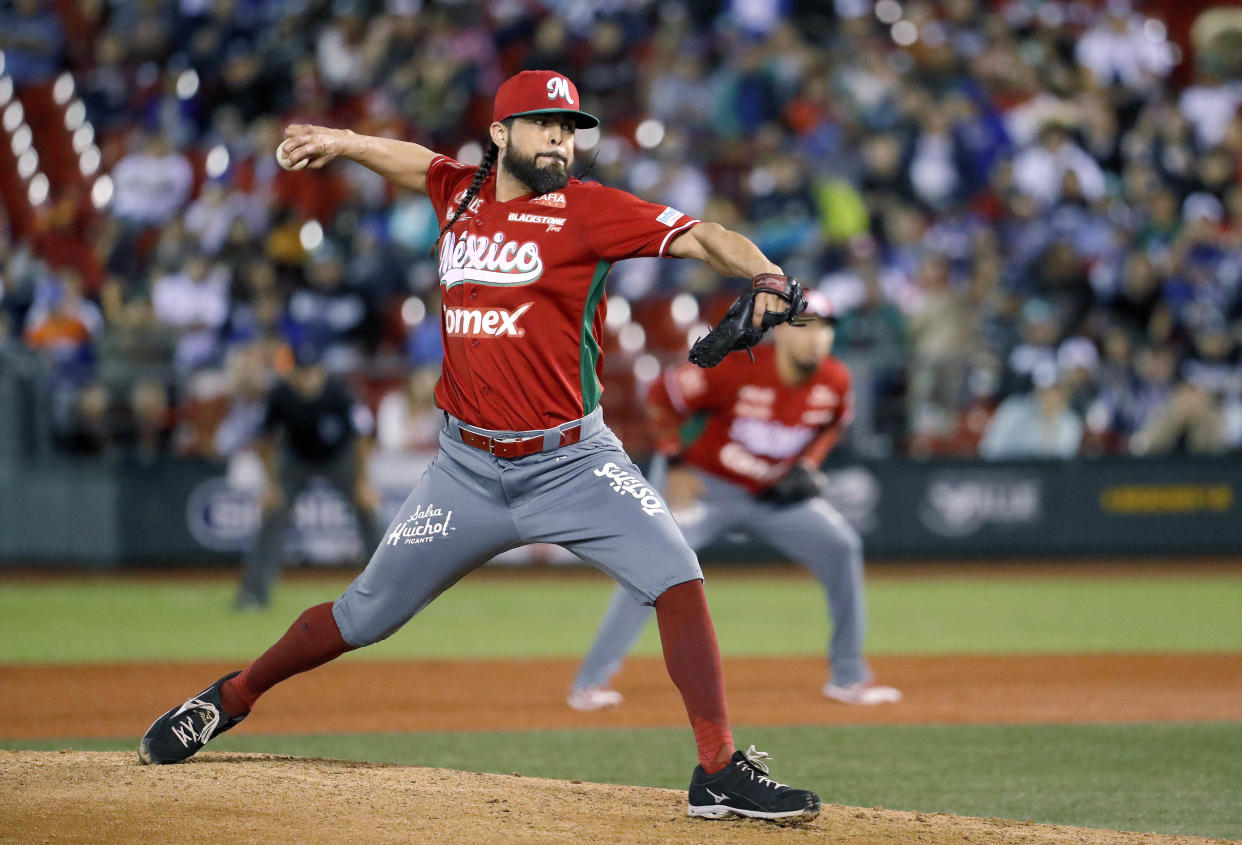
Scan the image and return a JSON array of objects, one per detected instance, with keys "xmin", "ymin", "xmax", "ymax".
[{"xmin": 0, "ymin": 0, "xmax": 64, "ymax": 85}]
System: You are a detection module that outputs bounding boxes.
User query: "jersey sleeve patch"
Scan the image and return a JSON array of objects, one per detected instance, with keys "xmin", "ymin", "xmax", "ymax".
[{"xmin": 656, "ymin": 206, "xmax": 684, "ymax": 227}]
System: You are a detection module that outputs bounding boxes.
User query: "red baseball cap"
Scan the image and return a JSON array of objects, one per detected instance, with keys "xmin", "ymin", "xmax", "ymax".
[{"xmin": 492, "ymin": 70, "xmax": 600, "ymax": 129}]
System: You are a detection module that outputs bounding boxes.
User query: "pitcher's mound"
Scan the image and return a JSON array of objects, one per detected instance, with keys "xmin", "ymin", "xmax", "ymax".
[{"xmin": 0, "ymin": 751, "xmax": 1225, "ymax": 844}]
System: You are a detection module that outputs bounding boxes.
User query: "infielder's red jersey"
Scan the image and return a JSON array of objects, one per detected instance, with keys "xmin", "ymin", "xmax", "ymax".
[
  {"xmin": 425, "ymin": 155, "xmax": 699, "ymax": 431},
  {"xmin": 648, "ymin": 344, "xmax": 853, "ymax": 494}
]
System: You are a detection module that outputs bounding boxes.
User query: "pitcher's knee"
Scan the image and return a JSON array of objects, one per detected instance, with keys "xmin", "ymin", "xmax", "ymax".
[{"xmin": 331, "ymin": 595, "xmax": 405, "ymax": 648}]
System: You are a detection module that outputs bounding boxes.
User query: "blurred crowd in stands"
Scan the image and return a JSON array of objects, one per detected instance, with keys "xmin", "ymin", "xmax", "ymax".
[{"xmin": 1, "ymin": 0, "xmax": 1241, "ymax": 465}]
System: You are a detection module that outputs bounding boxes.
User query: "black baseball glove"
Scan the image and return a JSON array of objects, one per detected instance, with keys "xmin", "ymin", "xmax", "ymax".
[
  {"xmin": 757, "ymin": 464, "xmax": 825, "ymax": 505},
  {"xmin": 688, "ymin": 274, "xmax": 807, "ymax": 368}
]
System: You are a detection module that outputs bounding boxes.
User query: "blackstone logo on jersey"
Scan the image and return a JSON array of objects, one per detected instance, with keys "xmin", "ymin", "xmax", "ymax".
[
  {"xmin": 439, "ymin": 231, "xmax": 543, "ymax": 290},
  {"xmin": 386, "ymin": 504, "xmax": 456, "ymax": 545},
  {"xmin": 918, "ymin": 475, "xmax": 1043, "ymax": 538},
  {"xmin": 508, "ymin": 211, "xmax": 566, "ymax": 231},
  {"xmin": 593, "ymin": 461, "xmax": 666, "ymax": 516},
  {"xmin": 444, "ymin": 302, "xmax": 533, "ymax": 338}
]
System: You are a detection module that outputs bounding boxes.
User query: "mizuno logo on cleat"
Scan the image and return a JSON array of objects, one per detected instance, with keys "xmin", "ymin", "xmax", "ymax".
[
  {"xmin": 706, "ymin": 788, "xmax": 729, "ymax": 803},
  {"xmin": 171, "ymin": 716, "xmax": 199, "ymax": 748}
]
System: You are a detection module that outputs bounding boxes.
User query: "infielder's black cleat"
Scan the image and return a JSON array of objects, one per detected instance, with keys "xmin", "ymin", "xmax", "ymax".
[
  {"xmin": 138, "ymin": 671, "xmax": 246, "ymax": 764},
  {"xmin": 688, "ymin": 745, "xmax": 821, "ymax": 822}
]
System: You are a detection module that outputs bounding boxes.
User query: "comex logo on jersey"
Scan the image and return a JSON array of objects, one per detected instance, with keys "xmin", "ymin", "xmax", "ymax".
[{"xmin": 444, "ymin": 302, "xmax": 534, "ymax": 338}]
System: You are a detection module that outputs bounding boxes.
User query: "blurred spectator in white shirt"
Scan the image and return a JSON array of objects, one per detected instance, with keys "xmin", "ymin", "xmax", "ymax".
[
  {"xmin": 1014, "ymin": 123, "xmax": 1106, "ymax": 209},
  {"xmin": 1075, "ymin": 4, "xmax": 1172, "ymax": 93},
  {"xmin": 1179, "ymin": 70, "xmax": 1242, "ymax": 150},
  {"xmin": 152, "ymin": 255, "xmax": 230, "ymax": 372},
  {"xmin": 184, "ymin": 182, "xmax": 266, "ymax": 255},
  {"xmin": 980, "ymin": 362, "xmax": 1083, "ymax": 459},
  {"xmin": 111, "ymin": 133, "xmax": 194, "ymax": 229}
]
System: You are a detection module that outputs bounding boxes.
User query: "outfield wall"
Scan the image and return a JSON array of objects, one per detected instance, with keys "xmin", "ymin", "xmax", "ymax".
[{"xmin": 2, "ymin": 450, "xmax": 1239, "ymax": 566}]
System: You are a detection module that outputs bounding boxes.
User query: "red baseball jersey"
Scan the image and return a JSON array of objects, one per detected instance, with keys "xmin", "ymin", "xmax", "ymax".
[
  {"xmin": 425, "ymin": 155, "xmax": 699, "ymax": 431},
  {"xmin": 648, "ymin": 343, "xmax": 853, "ymax": 494}
]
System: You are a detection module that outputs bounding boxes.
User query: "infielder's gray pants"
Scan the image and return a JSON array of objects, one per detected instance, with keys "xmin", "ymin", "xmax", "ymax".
[
  {"xmin": 332, "ymin": 409, "xmax": 702, "ymax": 647},
  {"xmin": 241, "ymin": 445, "xmax": 383, "ymax": 605},
  {"xmin": 572, "ymin": 465, "xmax": 870, "ymax": 689}
]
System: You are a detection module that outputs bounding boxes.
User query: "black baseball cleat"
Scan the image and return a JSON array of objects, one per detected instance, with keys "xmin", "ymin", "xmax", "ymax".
[
  {"xmin": 138, "ymin": 671, "xmax": 247, "ymax": 765},
  {"xmin": 688, "ymin": 745, "xmax": 821, "ymax": 822}
]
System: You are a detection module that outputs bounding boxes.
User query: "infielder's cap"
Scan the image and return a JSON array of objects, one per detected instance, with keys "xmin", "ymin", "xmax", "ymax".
[
  {"xmin": 492, "ymin": 70, "xmax": 600, "ymax": 129},
  {"xmin": 801, "ymin": 289, "xmax": 837, "ymax": 323}
]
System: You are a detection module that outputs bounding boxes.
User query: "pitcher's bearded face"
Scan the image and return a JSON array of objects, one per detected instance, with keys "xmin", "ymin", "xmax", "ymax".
[{"xmin": 503, "ymin": 116, "xmax": 576, "ymax": 195}]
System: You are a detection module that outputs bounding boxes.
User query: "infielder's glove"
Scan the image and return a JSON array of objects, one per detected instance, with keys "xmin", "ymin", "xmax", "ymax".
[
  {"xmin": 688, "ymin": 274, "xmax": 808, "ymax": 368},
  {"xmin": 757, "ymin": 464, "xmax": 824, "ymax": 505}
]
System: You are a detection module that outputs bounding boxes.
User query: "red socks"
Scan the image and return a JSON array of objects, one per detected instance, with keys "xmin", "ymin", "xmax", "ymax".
[
  {"xmin": 654, "ymin": 579, "xmax": 735, "ymax": 773},
  {"xmin": 220, "ymin": 602, "xmax": 354, "ymax": 717},
  {"xmin": 220, "ymin": 586, "xmax": 735, "ymax": 777}
]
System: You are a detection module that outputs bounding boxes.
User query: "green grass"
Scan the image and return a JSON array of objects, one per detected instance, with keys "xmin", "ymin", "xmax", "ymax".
[
  {"xmin": 8, "ymin": 723, "xmax": 1240, "ymax": 840},
  {"xmin": 2, "ymin": 570, "xmax": 1241, "ymax": 663}
]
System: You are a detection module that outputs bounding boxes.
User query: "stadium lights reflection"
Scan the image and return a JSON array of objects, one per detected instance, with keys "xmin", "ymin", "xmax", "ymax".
[
  {"xmin": 91, "ymin": 175, "xmax": 114, "ymax": 209},
  {"xmin": 576, "ymin": 126, "xmax": 600, "ymax": 150},
  {"xmin": 205, "ymin": 144, "xmax": 229, "ymax": 178},
  {"xmin": 875, "ymin": 0, "xmax": 902, "ymax": 24},
  {"xmin": 0, "ymin": 76, "xmax": 12, "ymax": 108},
  {"xmin": 891, "ymin": 20, "xmax": 918, "ymax": 46},
  {"xmin": 63, "ymin": 100, "xmax": 85, "ymax": 131},
  {"xmin": 17, "ymin": 148, "xmax": 38, "ymax": 179},
  {"xmin": 635, "ymin": 119, "xmax": 665, "ymax": 150},
  {"xmin": 176, "ymin": 69, "xmax": 199, "ymax": 100},
  {"xmin": 299, "ymin": 219, "xmax": 324, "ymax": 251},
  {"xmin": 79, "ymin": 146, "xmax": 101, "ymax": 177},
  {"xmin": 401, "ymin": 296, "xmax": 427, "ymax": 326},
  {"xmin": 618, "ymin": 322, "xmax": 646, "ymax": 354},
  {"xmin": 670, "ymin": 293, "xmax": 698, "ymax": 325},
  {"xmin": 53, "ymin": 72, "xmax": 74, "ymax": 105},
  {"xmin": 73, "ymin": 123, "xmax": 94, "ymax": 153},
  {"xmin": 10, "ymin": 124, "xmax": 31, "ymax": 156},
  {"xmin": 605, "ymin": 295, "xmax": 631, "ymax": 329},
  {"xmin": 4, "ymin": 100, "xmax": 24, "ymax": 132},
  {"xmin": 28, "ymin": 173, "xmax": 49, "ymax": 206},
  {"xmin": 633, "ymin": 353, "xmax": 660, "ymax": 383}
]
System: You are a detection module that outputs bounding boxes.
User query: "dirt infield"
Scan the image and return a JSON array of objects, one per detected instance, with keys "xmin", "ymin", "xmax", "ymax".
[
  {"xmin": 2, "ymin": 751, "xmax": 1235, "ymax": 845},
  {"xmin": 2, "ymin": 653, "xmax": 1241, "ymax": 739},
  {"xmin": 0, "ymin": 750, "xmax": 1232, "ymax": 845},
  {"xmin": 3, "ymin": 655, "xmax": 1240, "ymax": 844}
]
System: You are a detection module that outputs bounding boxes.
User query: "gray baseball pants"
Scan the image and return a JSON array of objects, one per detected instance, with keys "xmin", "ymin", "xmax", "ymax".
[
  {"xmin": 332, "ymin": 408, "xmax": 703, "ymax": 647},
  {"xmin": 571, "ymin": 463, "xmax": 871, "ymax": 690}
]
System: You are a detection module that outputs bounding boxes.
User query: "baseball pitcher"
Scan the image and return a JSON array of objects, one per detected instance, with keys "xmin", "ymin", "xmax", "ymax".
[
  {"xmin": 568, "ymin": 292, "xmax": 901, "ymax": 711},
  {"xmin": 138, "ymin": 71, "xmax": 819, "ymax": 822}
]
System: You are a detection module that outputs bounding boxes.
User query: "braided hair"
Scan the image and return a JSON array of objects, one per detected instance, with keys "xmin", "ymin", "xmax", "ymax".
[{"xmin": 429, "ymin": 119, "xmax": 510, "ymax": 258}]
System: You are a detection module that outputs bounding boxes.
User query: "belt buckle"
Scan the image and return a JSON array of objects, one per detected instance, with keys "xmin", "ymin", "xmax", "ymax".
[{"xmin": 490, "ymin": 434, "xmax": 521, "ymax": 456}]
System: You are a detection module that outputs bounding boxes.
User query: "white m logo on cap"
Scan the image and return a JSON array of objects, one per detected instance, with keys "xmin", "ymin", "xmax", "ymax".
[{"xmin": 546, "ymin": 76, "xmax": 574, "ymax": 104}]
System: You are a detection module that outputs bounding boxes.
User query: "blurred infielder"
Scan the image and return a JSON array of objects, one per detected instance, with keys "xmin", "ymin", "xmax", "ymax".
[
  {"xmin": 138, "ymin": 70, "xmax": 821, "ymax": 822},
  {"xmin": 568, "ymin": 293, "xmax": 901, "ymax": 711}
]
